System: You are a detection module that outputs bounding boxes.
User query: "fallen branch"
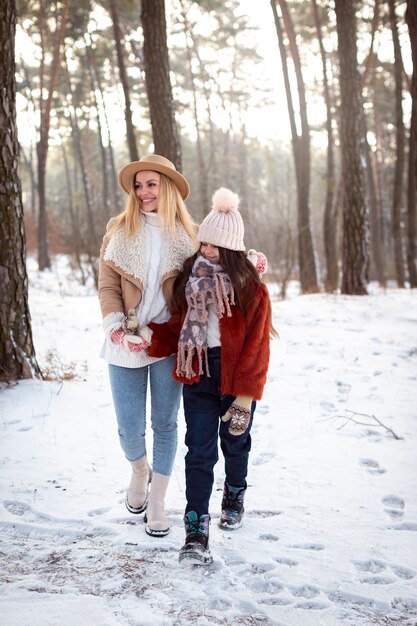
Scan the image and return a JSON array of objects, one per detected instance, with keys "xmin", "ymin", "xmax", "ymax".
[{"xmin": 322, "ymin": 409, "xmax": 403, "ymax": 440}]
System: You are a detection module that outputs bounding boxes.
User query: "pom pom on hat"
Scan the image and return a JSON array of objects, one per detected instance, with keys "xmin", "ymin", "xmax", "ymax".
[
  {"xmin": 197, "ymin": 187, "xmax": 245, "ymax": 251},
  {"xmin": 212, "ymin": 187, "xmax": 240, "ymax": 213}
]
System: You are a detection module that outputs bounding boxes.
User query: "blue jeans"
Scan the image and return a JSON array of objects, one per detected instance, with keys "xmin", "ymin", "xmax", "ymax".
[
  {"xmin": 108, "ymin": 355, "xmax": 181, "ymax": 476},
  {"xmin": 182, "ymin": 347, "xmax": 255, "ymax": 516}
]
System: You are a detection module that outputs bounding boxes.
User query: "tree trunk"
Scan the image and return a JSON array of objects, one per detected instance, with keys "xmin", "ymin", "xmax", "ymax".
[
  {"xmin": 405, "ymin": 0, "xmax": 417, "ymax": 287},
  {"xmin": 37, "ymin": 0, "xmax": 68, "ymax": 270},
  {"xmin": 65, "ymin": 62, "xmax": 99, "ymax": 286},
  {"xmin": 311, "ymin": 0, "xmax": 338, "ymax": 292},
  {"xmin": 271, "ymin": 0, "xmax": 319, "ymax": 293},
  {"xmin": 366, "ymin": 136, "xmax": 386, "ymax": 285},
  {"xmin": 334, "ymin": 0, "xmax": 369, "ymax": 295},
  {"xmin": 389, "ymin": 0, "xmax": 406, "ymax": 287},
  {"xmin": 83, "ymin": 42, "xmax": 111, "ymax": 221},
  {"xmin": 0, "ymin": 0, "xmax": 40, "ymax": 380},
  {"xmin": 85, "ymin": 34, "xmax": 121, "ymax": 214},
  {"xmin": 141, "ymin": 0, "xmax": 182, "ymax": 169},
  {"xmin": 108, "ymin": 0, "xmax": 139, "ymax": 162},
  {"xmin": 179, "ymin": 0, "xmax": 208, "ymax": 217}
]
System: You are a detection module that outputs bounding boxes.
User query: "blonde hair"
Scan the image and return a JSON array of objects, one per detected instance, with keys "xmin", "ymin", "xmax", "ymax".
[{"xmin": 108, "ymin": 172, "xmax": 197, "ymax": 247}]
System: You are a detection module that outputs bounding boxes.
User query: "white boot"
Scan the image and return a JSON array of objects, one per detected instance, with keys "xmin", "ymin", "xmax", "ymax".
[
  {"xmin": 125, "ymin": 456, "xmax": 152, "ymax": 514},
  {"xmin": 145, "ymin": 472, "xmax": 170, "ymax": 537}
]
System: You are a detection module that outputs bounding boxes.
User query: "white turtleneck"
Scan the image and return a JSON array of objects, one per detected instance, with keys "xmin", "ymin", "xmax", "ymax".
[{"xmin": 100, "ymin": 211, "xmax": 172, "ymax": 368}]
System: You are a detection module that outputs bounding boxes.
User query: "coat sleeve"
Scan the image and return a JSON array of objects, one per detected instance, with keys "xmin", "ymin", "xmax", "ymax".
[
  {"xmin": 230, "ymin": 283, "xmax": 271, "ymax": 400},
  {"xmin": 147, "ymin": 314, "xmax": 183, "ymax": 358},
  {"xmin": 98, "ymin": 220, "xmax": 125, "ymax": 329}
]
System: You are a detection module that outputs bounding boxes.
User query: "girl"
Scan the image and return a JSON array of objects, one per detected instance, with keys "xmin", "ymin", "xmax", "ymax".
[
  {"xmin": 148, "ymin": 187, "xmax": 276, "ymax": 564},
  {"xmin": 98, "ymin": 154, "xmax": 197, "ymax": 537}
]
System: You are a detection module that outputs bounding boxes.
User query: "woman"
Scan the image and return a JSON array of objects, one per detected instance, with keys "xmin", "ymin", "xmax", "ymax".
[
  {"xmin": 148, "ymin": 188, "xmax": 277, "ymax": 563},
  {"xmin": 98, "ymin": 154, "xmax": 197, "ymax": 537}
]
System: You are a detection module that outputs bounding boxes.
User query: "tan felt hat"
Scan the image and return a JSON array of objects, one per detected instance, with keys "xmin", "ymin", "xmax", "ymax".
[{"xmin": 118, "ymin": 154, "xmax": 190, "ymax": 200}]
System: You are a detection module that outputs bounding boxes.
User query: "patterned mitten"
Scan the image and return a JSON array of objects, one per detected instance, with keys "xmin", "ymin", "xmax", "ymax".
[
  {"xmin": 123, "ymin": 325, "xmax": 152, "ymax": 352},
  {"xmin": 221, "ymin": 395, "xmax": 252, "ymax": 436},
  {"xmin": 247, "ymin": 249, "xmax": 268, "ymax": 276},
  {"xmin": 111, "ymin": 327, "xmax": 126, "ymax": 345}
]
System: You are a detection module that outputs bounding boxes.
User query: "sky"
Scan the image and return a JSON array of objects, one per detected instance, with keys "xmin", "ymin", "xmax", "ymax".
[{"xmin": 1, "ymin": 256, "xmax": 416, "ymax": 625}]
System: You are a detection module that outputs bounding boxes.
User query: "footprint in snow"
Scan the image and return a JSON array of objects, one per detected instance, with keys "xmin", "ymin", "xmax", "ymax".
[
  {"xmin": 87, "ymin": 507, "xmax": 111, "ymax": 517},
  {"xmin": 353, "ymin": 559, "xmax": 386, "ymax": 574},
  {"xmin": 259, "ymin": 533, "xmax": 279, "ymax": 542},
  {"xmin": 251, "ymin": 452, "xmax": 275, "ymax": 466},
  {"xmin": 3, "ymin": 500, "xmax": 31, "ymax": 516},
  {"xmin": 353, "ymin": 559, "xmax": 416, "ymax": 582},
  {"xmin": 382, "ymin": 494, "xmax": 405, "ymax": 519},
  {"xmin": 288, "ymin": 542, "xmax": 325, "ymax": 551},
  {"xmin": 294, "ymin": 600, "xmax": 328, "ymax": 610},
  {"xmin": 273, "ymin": 555, "xmax": 298, "ymax": 567},
  {"xmin": 256, "ymin": 404, "xmax": 270, "ymax": 415},
  {"xmin": 359, "ymin": 458, "xmax": 386, "ymax": 475},
  {"xmin": 289, "ymin": 584, "xmax": 320, "ymax": 598},
  {"xmin": 247, "ymin": 510, "xmax": 283, "ymax": 519},
  {"xmin": 390, "ymin": 564, "xmax": 416, "ymax": 580},
  {"xmin": 388, "ymin": 521, "xmax": 417, "ymax": 531},
  {"xmin": 336, "ymin": 381, "xmax": 351, "ymax": 402}
]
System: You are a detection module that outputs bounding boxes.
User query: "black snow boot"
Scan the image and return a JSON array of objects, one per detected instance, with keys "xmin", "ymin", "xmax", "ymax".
[
  {"xmin": 219, "ymin": 482, "xmax": 246, "ymax": 530},
  {"xmin": 179, "ymin": 511, "xmax": 213, "ymax": 565}
]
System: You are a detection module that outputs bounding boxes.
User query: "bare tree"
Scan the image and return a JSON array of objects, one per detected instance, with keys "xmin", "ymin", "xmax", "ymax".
[
  {"xmin": 141, "ymin": 0, "xmax": 182, "ymax": 169},
  {"xmin": 311, "ymin": 0, "xmax": 338, "ymax": 292},
  {"xmin": 108, "ymin": 0, "xmax": 139, "ymax": 162},
  {"xmin": 405, "ymin": 0, "xmax": 417, "ymax": 287},
  {"xmin": 334, "ymin": 0, "xmax": 369, "ymax": 294},
  {"xmin": 36, "ymin": 0, "xmax": 68, "ymax": 270},
  {"xmin": 271, "ymin": 0, "xmax": 319, "ymax": 293},
  {"xmin": 0, "ymin": 0, "xmax": 40, "ymax": 380},
  {"xmin": 388, "ymin": 0, "xmax": 406, "ymax": 287}
]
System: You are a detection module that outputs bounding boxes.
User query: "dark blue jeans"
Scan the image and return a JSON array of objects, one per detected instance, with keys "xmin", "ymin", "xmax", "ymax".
[{"xmin": 182, "ymin": 347, "xmax": 255, "ymax": 516}]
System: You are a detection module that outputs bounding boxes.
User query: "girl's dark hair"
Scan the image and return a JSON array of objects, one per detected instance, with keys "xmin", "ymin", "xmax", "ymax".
[{"xmin": 172, "ymin": 247, "xmax": 278, "ymax": 338}]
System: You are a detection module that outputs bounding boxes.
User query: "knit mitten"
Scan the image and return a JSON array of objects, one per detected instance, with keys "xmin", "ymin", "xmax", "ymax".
[
  {"xmin": 247, "ymin": 249, "xmax": 268, "ymax": 276},
  {"xmin": 111, "ymin": 327, "xmax": 126, "ymax": 345},
  {"xmin": 123, "ymin": 325, "xmax": 152, "ymax": 352},
  {"xmin": 221, "ymin": 395, "xmax": 252, "ymax": 436}
]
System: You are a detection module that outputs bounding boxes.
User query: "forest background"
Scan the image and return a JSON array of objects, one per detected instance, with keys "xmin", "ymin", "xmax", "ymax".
[{"xmin": 1, "ymin": 0, "xmax": 417, "ymax": 379}]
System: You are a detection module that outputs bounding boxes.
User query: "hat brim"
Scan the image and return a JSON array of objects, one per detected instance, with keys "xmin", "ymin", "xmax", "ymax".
[{"xmin": 118, "ymin": 160, "xmax": 190, "ymax": 200}]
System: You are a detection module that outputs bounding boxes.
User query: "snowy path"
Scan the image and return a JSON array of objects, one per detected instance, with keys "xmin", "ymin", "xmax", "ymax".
[{"xmin": 1, "ymin": 262, "xmax": 417, "ymax": 625}]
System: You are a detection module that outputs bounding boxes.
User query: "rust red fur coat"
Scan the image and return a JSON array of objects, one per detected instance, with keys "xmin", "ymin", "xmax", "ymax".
[{"xmin": 148, "ymin": 282, "xmax": 271, "ymax": 400}]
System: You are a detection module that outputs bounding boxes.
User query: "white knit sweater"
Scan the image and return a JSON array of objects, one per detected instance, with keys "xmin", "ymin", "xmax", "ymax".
[{"xmin": 100, "ymin": 211, "xmax": 176, "ymax": 368}]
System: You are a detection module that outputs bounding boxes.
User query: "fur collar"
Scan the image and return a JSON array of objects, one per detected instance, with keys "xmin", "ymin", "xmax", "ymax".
[{"xmin": 103, "ymin": 213, "xmax": 195, "ymax": 284}]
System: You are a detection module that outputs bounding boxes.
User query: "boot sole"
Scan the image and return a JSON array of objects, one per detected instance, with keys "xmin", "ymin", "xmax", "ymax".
[
  {"xmin": 125, "ymin": 468, "xmax": 152, "ymax": 514},
  {"xmin": 179, "ymin": 550, "xmax": 213, "ymax": 566},
  {"xmin": 125, "ymin": 494, "xmax": 147, "ymax": 514},
  {"xmin": 218, "ymin": 519, "xmax": 243, "ymax": 530},
  {"xmin": 145, "ymin": 524, "xmax": 170, "ymax": 537}
]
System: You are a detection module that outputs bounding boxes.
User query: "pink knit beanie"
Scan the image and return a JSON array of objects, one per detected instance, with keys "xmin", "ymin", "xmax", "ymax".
[{"xmin": 197, "ymin": 188, "xmax": 245, "ymax": 251}]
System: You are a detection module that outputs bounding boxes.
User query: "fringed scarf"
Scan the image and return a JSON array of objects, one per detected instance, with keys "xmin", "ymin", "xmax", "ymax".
[{"xmin": 176, "ymin": 255, "xmax": 235, "ymax": 379}]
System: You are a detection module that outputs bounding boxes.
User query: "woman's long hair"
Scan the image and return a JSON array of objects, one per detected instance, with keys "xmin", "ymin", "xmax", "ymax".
[
  {"xmin": 172, "ymin": 247, "xmax": 278, "ymax": 338},
  {"xmin": 108, "ymin": 172, "xmax": 197, "ymax": 246}
]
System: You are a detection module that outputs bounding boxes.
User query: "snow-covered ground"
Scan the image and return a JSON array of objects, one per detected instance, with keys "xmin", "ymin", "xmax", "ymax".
[{"xmin": 1, "ymin": 256, "xmax": 417, "ymax": 626}]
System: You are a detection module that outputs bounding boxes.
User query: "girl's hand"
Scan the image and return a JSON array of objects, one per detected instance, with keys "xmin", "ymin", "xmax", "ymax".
[
  {"xmin": 247, "ymin": 249, "xmax": 268, "ymax": 276},
  {"xmin": 221, "ymin": 395, "xmax": 252, "ymax": 435}
]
